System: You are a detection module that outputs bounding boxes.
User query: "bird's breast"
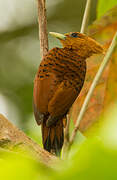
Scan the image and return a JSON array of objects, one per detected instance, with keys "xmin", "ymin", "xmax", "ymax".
[
  {"xmin": 40, "ymin": 47, "xmax": 86, "ymax": 77},
  {"xmin": 36, "ymin": 47, "xmax": 86, "ymax": 95},
  {"xmin": 50, "ymin": 47, "xmax": 87, "ymax": 92},
  {"xmin": 34, "ymin": 47, "xmax": 86, "ymax": 115}
]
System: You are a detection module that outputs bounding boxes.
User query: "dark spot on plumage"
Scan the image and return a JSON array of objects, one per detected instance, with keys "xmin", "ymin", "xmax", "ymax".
[
  {"xmin": 69, "ymin": 71, "xmax": 79, "ymax": 78},
  {"xmin": 45, "ymin": 74, "xmax": 50, "ymax": 77},
  {"xmin": 43, "ymin": 69, "xmax": 48, "ymax": 72},
  {"xmin": 40, "ymin": 75, "xmax": 44, "ymax": 78},
  {"xmin": 75, "ymin": 87, "xmax": 79, "ymax": 91},
  {"xmin": 55, "ymin": 56, "xmax": 59, "ymax": 60},
  {"xmin": 49, "ymin": 52, "xmax": 58, "ymax": 59},
  {"xmin": 70, "ymin": 58, "xmax": 77, "ymax": 62},
  {"xmin": 57, "ymin": 52, "xmax": 64, "ymax": 57},
  {"xmin": 69, "ymin": 81, "xmax": 73, "ymax": 85},
  {"xmin": 56, "ymin": 74, "xmax": 62, "ymax": 78},
  {"xmin": 62, "ymin": 55, "xmax": 68, "ymax": 59},
  {"xmin": 71, "ymin": 74, "xmax": 75, "ymax": 78},
  {"xmin": 53, "ymin": 47, "xmax": 59, "ymax": 53},
  {"xmin": 55, "ymin": 63, "xmax": 65, "ymax": 69},
  {"xmin": 48, "ymin": 63, "xmax": 53, "ymax": 66},
  {"xmin": 59, "ymin": 52, "xmax": 77, "ymax": 62},
  {"xmin": 58, "ymin": 59, "xmax": 67, "ymax": 65},
  {"xmin": 53, "ymin": 68, "xmax": 63, "ymax": 73},
  {"xmin": 55, "ymin": 56, "xmax": 59, "ymax": 61},
  {"xmin": 47, "ymin": 57, "xmax": 55, "ymax": 62},
  {"xmin": 44, "ymin": 64, "xmax": 48, "ymax": 67}
]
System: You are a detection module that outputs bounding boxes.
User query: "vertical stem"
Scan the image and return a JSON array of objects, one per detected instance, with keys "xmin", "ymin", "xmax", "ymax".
[
  {"xmin": 37, "ymin": 0, "xmax": 48, "ymax": 58},
  {"xmin": 62, "ymin": 114, "xmax": 71, "ymax": 158},
  {"xmin": 64, "ymin": 114, "xmax": 71, "ymax": 142},
  {"xmin": 80, "ymin": 0, "xmax": 92, "ymax": 33}
]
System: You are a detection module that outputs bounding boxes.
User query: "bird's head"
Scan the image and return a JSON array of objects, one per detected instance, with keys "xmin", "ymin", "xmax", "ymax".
[{"xmin": 49, "ymin": 32, "xmax": 104, "ymax": 58}]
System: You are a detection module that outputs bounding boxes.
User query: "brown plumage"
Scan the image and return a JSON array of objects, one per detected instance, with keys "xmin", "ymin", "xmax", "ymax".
[{"xmin": 33, "ymin": 32, "xmax": 103, "ymax": 156}]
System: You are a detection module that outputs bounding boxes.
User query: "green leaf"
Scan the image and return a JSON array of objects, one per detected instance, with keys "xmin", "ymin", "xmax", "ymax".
[
  {"xmin": 0, "ymin": 151, "xmax": 52, "ymax": 180},
  {"xmin": 97, "ymin": 0, "xmax": 117, "ymax": 18}
]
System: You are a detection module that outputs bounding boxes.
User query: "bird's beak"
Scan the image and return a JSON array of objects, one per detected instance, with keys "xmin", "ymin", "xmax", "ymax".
[{"xmin": 49, "ymin": 32, "xmax": 66, "ymax": 40}]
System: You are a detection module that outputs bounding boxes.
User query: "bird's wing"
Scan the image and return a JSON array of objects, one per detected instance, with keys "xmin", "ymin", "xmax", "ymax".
[
  {"xmin": 48, "ymin": 81, "xmax": 78, "ymax": 117},
  {"xmin": 33, "ymin": 73, "xmax": 59, "ymax": 124}
]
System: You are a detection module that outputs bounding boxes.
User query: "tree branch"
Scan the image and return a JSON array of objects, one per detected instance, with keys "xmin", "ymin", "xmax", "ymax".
[
  {"xmin": 80, "ymin": 0, "xmax": 92, "ymax": 34},
  {"xmin": 37, "ymin": 0, "xmax": 48, "ymax": 58},
  {"xmin": 62, "ymin": 114, "xmax": 70, "ymax": 158},
  {"xmin": 0, "ymin": 114, "xmax": 59, "ymax": 167},
  {"xmin": 69, "ymin": 32, "xmax": 117, "ymax": 146}
]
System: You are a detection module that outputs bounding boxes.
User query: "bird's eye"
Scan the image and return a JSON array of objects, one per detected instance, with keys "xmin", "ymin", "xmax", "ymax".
[{"xmin": 70, "ymin": 33, "xmax": 78, "ymax": 38}]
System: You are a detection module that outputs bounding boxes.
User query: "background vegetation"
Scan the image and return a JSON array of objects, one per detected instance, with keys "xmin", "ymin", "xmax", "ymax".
[
  {"xmin": 0, "ymin": 0, "xmax": 98, "ymax": 144},
  {"xmin": 0, "ymin": 0, "xmax": 117, "ymax": 179}
]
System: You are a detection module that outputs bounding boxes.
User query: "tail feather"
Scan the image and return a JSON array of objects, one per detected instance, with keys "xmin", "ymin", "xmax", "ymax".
[{"xmin": 41, "ymin": 119, "xmax": 64, "ymax": 156}]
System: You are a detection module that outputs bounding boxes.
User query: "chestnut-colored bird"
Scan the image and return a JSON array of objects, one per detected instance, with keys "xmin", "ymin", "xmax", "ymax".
[{"xmin": 33, "ymin": 32, "xmax": 103, "ymax": 156}]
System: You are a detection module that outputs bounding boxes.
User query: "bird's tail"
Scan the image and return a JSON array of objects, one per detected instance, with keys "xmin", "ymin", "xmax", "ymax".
[{"xmin": 41, "ymin": 118, "xmax": 64, "ymax": 156}]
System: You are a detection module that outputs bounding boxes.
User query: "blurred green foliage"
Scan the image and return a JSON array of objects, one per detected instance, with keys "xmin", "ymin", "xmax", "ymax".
[
  {"xmin": 97, "ymin": 0, "xmax": 117, "ymax": 18},
  {"xmin": 1, "ymin": 105, "xmax": 117, "ymax": 180}
]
